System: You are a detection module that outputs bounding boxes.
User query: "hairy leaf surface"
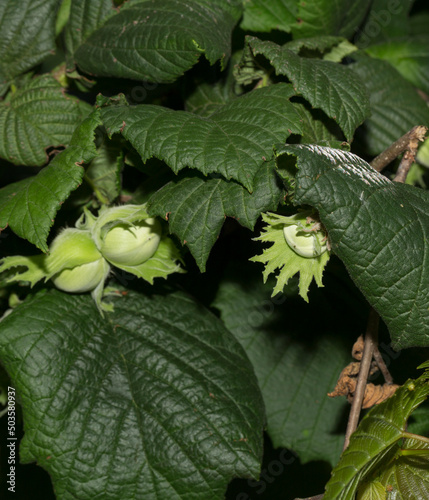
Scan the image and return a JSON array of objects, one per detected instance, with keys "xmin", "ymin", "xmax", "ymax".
[
  {"xmin": 0, "ymin": 288, "xmax": 264, "ymax": 500},
  {"xmin": 73, "ymin": 0, "xmax": 242, "ymax": 83},
  {"xmin": 0, "ymin": 75, "xmax": 92, "ymax": 166},
  {"xmin": 351, "ymin": 57, "xmax": 429, "ymax": 155},
  {"xmin": 276, "ymin": 144, "xmax": 429, "ymax": 349},
  {"xmin": 148, "ymin": 161, "xmax": 284, "ymax": 271},
  {"xmin": 101, "ymin": 83, "xmax": 302, "ymax": 192},
  {"xmin": 0, "ymin": 111, "xmax": 101, "ymax": 252},
  {"xmin": 246, "ymin": 37, "xmax": 370, "ymax": 141},
  {"xmin": 0, "ymin": 0, "xmax": 58, "ymax": 95}
]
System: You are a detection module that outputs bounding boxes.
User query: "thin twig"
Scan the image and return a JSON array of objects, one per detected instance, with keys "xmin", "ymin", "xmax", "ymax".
[
  {"xmin": 372, "ymin": 346, "xmax": 394, "ymax": 385},
  {"xmin": 417, "ymin": 89, "xmax": 429, "ymax": 103},
  {"xmin": 294, "ymin": 495, "xmax": 324, "ymax": 500},
  {"xmin": 393, "ymin": 127, "xmax": 426, "ymax": 183},
  {"xmin": 370, "ymin": 125, "xmax": 427, "ymax": 173},
  {"xmin": 343, "ymin": 309, "xmax": 379, "ymax": 451}
]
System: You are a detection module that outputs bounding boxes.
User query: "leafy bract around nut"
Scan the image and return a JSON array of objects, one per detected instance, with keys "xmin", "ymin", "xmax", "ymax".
[
  {"xmin": 0, "ymin": 204, "xmax": 183, "ymax": 312},
  {"xmin": 78, "ymin": 204, "xmax": 184, "ymax": 284},
  {"xmin": 0, "ymin": 228, "xmax": 110, "ymax": 311},
  {"xmin": 250, "ymin": 211, "xmax": 330, "ymax": 301}
]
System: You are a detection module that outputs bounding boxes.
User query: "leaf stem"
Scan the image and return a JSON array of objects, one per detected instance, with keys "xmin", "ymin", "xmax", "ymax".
[
  {"xmin": 83, "ymin": 173, "xmax": 109, "ymax": 205},
  {"xmin": 402, "ymin": 431, "xmax": 429, "ymax": 446},
  {"xmin": 343, "ymin": 308, "xmax": 379, "ymax": 451}
]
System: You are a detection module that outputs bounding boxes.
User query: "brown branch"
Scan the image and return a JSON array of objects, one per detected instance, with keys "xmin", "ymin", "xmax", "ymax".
[
  {"xmin": 343, "ymin": 309, "xmax": 379, "ymax": 451},
  {"xmin": 372, "ymin": 346, "xmax": 394, "ymax": 385},
  {"xmin": 370, "ymin": 125, "xmax": 427, "ymax": 173},
  {"xmin": 393, "ymin": 126, "xmax": 425, "ymax": 183}
]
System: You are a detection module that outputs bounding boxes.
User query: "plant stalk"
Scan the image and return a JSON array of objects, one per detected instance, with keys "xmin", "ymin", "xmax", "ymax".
[{"xmin": 343, "ymin": 309, "xmax": 379, "ymax": 450}]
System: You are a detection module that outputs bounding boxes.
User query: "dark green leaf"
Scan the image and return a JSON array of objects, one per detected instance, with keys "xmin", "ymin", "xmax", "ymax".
[
  {"xmin": 0, "ymin": 288, "xmax": 264, "ymax": 499},
  {"xmin": 246, "ymin": 37, "xmax": 370, "ymax": 141},
  {"xmin": 85, "ymin": 136, "xmax": 123, "ymax": 204},
  {"xmin": 293, "ymin": 102, "xmax": 345, "ymax": 146},
  {"xmin": 101, "ymin": 83, "xmax": 302, "ymax": 192},
  {"xmin": 350, "ymin": 57, "xmax": 429, "ymax": 155},
  {"xmin": 73, "ymin": 0, "xmax": 242, "ymax": 83},
  {"xmin": 185, "ymin": 81, "xmax": 235, "ymax": 117},
  {"xmin": 291, "ymin": 0, "xmax": 372, "ymax": 39},
  {"xmin": 64, "ymin": 0, "xmax": 116, "ymax": 67},
  {"xmin": 356, "ymin": 0, "xmax": 412, "ymax": 47},
  {"xmin": 325, "ymin": 373, "xmax": 429, "ymax": 499},
  {"xmin": 409, "ymin": 12, "xmax": 429, "ymax": 36},
  {"xmin": 0, "ymin": 74, "xmax": 92, "ymax": 166},
  {"xmin": 212, "ymin": 264, "xmax": 351, "ymax": 466},
  {"xmin": 0, "ymin": 110, "xmax": 101, "ymax": 252},
  {"xmin": 185, "ymin": 66, "xmax": 237, "ymax": 117},
  {"xmin": 381, "ymin": 437, "xmax": 429, "ymax": 499},
  {"xmin": 285, "ymin": 35, "xmax": 348, "ymax": 56},
  {"xmin": 275, "ymin": 144, "xmax": 429, "ymax": 349},
  {"xmin": 148, "ymin": 160, "xmax": 284, "ymax": 271},
  {"xmin": 0, "ymin": 0, "xmax": 58, "ymax": 95},
  {"xmin": 240, "ymin": 0, "xmax": 297, "ymax": 33},
  {"xmin": 366, "ymin": 36, "xmax": 429, "ymax": 95}
]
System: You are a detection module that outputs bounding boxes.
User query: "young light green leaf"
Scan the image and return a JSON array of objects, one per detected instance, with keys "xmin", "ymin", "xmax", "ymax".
[
  {"xmin": 275, "ymin": 144, "xmax": 429, "ymax": 349},
  {"xmin": 250, "ymin": 212, "xmax": 330, "ymax": 302},
  {"xmin": 0, "ymin": 0, "xmax": 58, "ymax": 95},
  {"xmin": 380, "ymin": 437, "xmax": 429, "ymax": 499},
  {"xmin": 0, "ymin": 110, "xmax": 101, "ymax": 252},
  {"xmin": 240, "ymin": 0, "xmax": 297, "ymax": 33},
  {"xmin": 356, "ymin": 480, "xmax": 387, "ymax": 500},
  {"xmin": 148, "ymin": 160, "xmax": 284, "ymax": 272},
  {"xmin": 72, "ymin": 0, "xmax": 242, "ymax": 83},
  {"xmin": 350, "ymin": 56, "xmax": 429, "ymax": 155},
  {"xmin": 365, "ymin": 36, "xmax": 429, "ymax": 95},
  {"xmin": 245, "ymin": 37, "xmax": 370, "ymax": 142},
  {"xmin": 0, "ymin": 288, "xmax": 265, "ymax": 500},
  {"xmin": 101, "ymin": 83, "xmax": 302, "ymax": 192},
  {"xmin": 212, "ymin": 262, "xmax": 355, "ymax": 466},
  {"xmin": 324, "ymin": 373, "xmax": 429, "ymax": 499},
  {"xmin": 0, "ymin": 74, "xmax": 92, "ymax": 166}
]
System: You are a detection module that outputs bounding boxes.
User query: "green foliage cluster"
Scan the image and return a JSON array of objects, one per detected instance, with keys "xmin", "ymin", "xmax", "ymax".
[{"xmin": 1, "ymin": 1, "xmax": 429, "ymax": 498}]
